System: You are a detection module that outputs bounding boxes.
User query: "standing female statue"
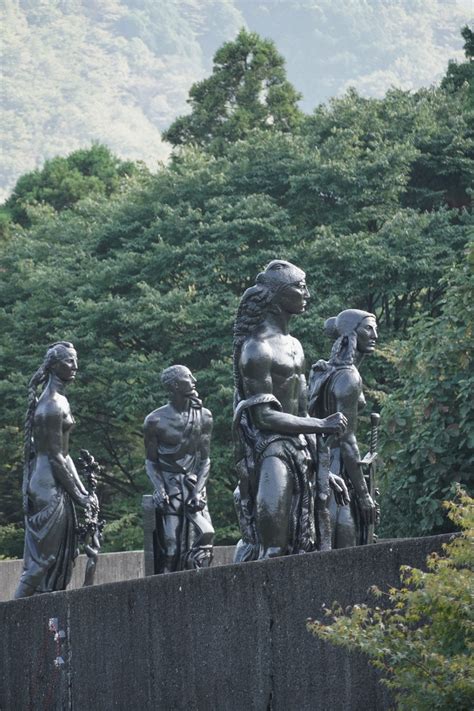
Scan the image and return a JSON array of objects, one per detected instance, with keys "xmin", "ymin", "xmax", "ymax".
[
  {"xmin": 308, "ymin": 310, "xmax": 378, "ymax": 548},
  {"xmin": 15, "ymin": 342, "xmax": 97, "ymax": 598}
]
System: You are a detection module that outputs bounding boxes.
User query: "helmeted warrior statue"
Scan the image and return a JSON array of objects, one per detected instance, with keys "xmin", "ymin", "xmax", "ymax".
[
  {"xmin": 308, "ymin": 309, "xmax": 379, "ymax": 548},
  {"xmin": 144, "ymin": 365, "xmax": 214, "ymax": 572},
  {"xmin": 232, "ymin": 260, "xmax": 348, "ymax": 562}
]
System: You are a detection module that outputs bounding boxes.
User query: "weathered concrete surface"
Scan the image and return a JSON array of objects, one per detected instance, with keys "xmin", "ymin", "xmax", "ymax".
[
  {"xmin": 0, "ymin": 535, "xmax": 451, "ymax": 711},
  {"xmin": 0, "ymin": 546, "xmax": 235, "ymax": 602},
  {"xmin": 0, "ymin": 550, "xmax": 144, "ymax": 602}
]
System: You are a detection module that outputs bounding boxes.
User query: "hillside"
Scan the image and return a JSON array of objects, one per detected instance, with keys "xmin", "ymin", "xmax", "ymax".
[{"xmin": 1, "ymin": 0, "xmax": 471, "ymax": 200}]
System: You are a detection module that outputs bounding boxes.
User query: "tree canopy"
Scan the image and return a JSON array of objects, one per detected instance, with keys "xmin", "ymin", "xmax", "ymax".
[
  {"xmin": 163, "ymin": 29, "xmax": 302, "ymax": 151},
  {"xmin": 4, "ymin": 144, "xmax": 139, "ymax": 227},
  {"xmin": 0, "ymin": 28, "xmax": 472, "ymax": 556},
  {"xmin": 2, "ymin": 1, "xmax": 468, "ymax": 201}
]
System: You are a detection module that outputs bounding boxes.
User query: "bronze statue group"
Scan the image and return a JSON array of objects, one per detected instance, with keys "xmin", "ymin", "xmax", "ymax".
[{"xmin": 15, "ymin": 260, "xmax": 380, "ymax": 598}]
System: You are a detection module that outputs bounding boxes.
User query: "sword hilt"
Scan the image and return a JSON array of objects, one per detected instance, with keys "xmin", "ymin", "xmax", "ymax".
[{"xmin": 369, "ymin": 413, "xmax": 380, "ymax": 454}]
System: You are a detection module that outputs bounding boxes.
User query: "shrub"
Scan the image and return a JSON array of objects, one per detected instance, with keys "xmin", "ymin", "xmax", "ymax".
[{"xmin": 307, "ymin": 488, "xmax": 474, "ymax": 710}]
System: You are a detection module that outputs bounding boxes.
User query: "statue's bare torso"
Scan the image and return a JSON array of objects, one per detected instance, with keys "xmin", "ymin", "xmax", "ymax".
[
  {"xmin": 233, "ymin": 265, "xmax": 347, "ymax": 560},
  {"xmin": 240, "ymin": 329, "xmax": 307, "ymax": 422}
]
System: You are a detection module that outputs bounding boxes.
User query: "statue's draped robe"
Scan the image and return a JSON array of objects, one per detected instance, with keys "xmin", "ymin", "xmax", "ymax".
[
  {"xmin": 157, "ymin": 404, "xmax": 214, "ymax": 569},
  {"xmin": 18, "ymin": 469, "xmax": 78, "ymax": 594},
  {"xmin": 233, "ymin": 394, "xmax": 331, "ymax": 562}
]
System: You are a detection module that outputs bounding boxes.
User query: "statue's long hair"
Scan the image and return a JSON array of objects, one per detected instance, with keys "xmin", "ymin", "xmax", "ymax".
[
  {"xmin": 233, "ymin": 259, "xmax": 305, "ymax": 405},
  {"xmin": 327, "ymin": 330, "xmax": 359, "ymax": 367},
  {"xmin": 233, "ymin": 284, "xmax": 273, "ymax": 404},
  {"xmin": 23, "ymin": 341, "xmax": 75, "ymax": 510}
]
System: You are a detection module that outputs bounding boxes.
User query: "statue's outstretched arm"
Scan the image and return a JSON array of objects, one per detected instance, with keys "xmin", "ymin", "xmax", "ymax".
[{"xmin": 241, "ymin": 341, "xmax": 347, "ymax": 436}]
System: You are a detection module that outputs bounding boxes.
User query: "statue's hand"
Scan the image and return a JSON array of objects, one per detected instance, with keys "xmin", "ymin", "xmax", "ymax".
[
  {"xmin": 329, "ymin": 473, "xmax": 350, "ymax": 506},
  {"xmin": 321, "ymin": 412, "xmax": 347, "ymax": 434},
  {"xmin": 186, "ymin": 493, "xmax": 205, "ymax": 513},
  {"xmin": 153, "ymin": 489, "xmax": 170, "ymax": 512},
  {"xmin": 357, "ymin": 492, "xmax": 376, "ymax": 524},
  {"xmin": 78, "ymin": 493, "xmax": 91, "ymax": 509},
  {"xmin": 88, "ymin": 493, "xmax": 99, "ymax": 512}
]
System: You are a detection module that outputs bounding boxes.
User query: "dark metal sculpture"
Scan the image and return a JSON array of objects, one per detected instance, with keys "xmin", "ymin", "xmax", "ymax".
[
  {"xmin": 232, "ymin": 260, "xmax": 348, "ymax": 562},
  {"xmin": 308, "ymin": 309, "xmax": 379, "ymax": 547},
  {"xmin": 15, "ymin": 342, "xmax": 99, "ymax": 598},
  {"xmin": 360, "ymin": 413, "xmax": 381, "ymax": 544},
  {"xmin": 143, "ymin": 365, "xmax": 214, "ymax": 572},
  {"xmin": 77, "ymin": 450, "xmax": 105, "ymax": 586}
]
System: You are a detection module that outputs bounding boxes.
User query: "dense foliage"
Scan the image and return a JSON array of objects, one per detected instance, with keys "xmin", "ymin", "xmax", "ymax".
[
  {"xmin": 0, "ymin": 29, "xmax": 472, "ymax": 555},
  {"xmin": 1, "ymin": 0, "xmax": 469, "ymax": 200},
  {"xmin": 307, "ymin": 488, "xmax": 474, "ymax": 710},
  {"xmin": 381, "ymin": 251, "xmax": 473, "ymax": 536},
  {"xmin": 4, "ymin": 144, "xmax": 139, "ymax": 227},
  {"xmin": 163, "ymin": 29, "xmax": 303, "ymax": 151}
]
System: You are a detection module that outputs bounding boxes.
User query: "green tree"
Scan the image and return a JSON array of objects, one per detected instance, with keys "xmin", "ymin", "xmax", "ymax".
[
  {"xmin": 462, "ymin": 25, "xmax": 474, "ymax": 58},
  {"xmin": 380, "ymin": 247, "xmax": 473, "ymax": 537},
  {"xmin": 307, "ymin": 488, "xmax": 474, "ymax": 711},
  {"xmin": 442, "ymin": 25, "xmax": 474, "ymax": 99},
  {"xmin": 4, "ymin": 144, "xmax": 139, "ymax": 226},
  {"xmin": 1, "ymin": 31, "xmax": 472, "ymax": 554},
  {"xmin": 163, "ymin": 29, "xmax": 302, "ymax": 152}
]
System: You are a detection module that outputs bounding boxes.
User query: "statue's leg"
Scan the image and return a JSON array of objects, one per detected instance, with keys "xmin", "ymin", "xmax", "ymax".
[
  {"xmin": 14, "ymin": 552, "xmax": 56, "ymax": 598},
  {"xmin": 186, "ymin": 507, "xmax": 215, "ymax": 569},
  {"xmin": 256, "ymin": 456, "xmax": 292, "ymax": 559},
  {"xmin": 328, "ymin": 490, "xmax": 338, "ymax": 548},
  {"xmin": 14, "ymin": 578, "xmax": 37, "ymax": 599},
  {"xmin": 334, "ymin": 500, "xmax": 357, "ymax": 548},
  {"xmin": 160, "ymin": 505, "xmax": 182, "ymax": 572}
]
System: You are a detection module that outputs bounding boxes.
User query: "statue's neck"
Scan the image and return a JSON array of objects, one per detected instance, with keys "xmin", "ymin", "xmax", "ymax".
[
  {"xmin": 264, "ymin": 309, "xmax": 292, "ymax": 336},
  {"xmin": 169, "ymin": 395, "xmax": 200, "ymax": 414},
  {"xmin": 46, "ymin": 373, "xmax": 68, "ymax": 395}
]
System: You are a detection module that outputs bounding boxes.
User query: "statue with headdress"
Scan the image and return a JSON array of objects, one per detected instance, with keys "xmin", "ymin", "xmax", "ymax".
[
  {"xmin": 308, "ymin": 309, "xmax": 379, "ymax": 547},
  {"xmin": 232, "ymin": 260, "xmax": 348, "ymax": 562}
]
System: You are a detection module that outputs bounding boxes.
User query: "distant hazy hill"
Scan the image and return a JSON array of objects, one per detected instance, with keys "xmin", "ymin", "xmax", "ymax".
[{"xmin": 1, "ymin": 0, "xmax": 470, "ymax": 200}]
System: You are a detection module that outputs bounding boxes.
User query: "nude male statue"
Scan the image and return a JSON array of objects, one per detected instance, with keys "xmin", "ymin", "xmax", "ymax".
[
  {"xmin": 233, "ymin": 260, "xmax": 348, "ymax": 562},
  {"xmin": 144, "ymin": 365, "xmax": 214, "ymax": 572}
]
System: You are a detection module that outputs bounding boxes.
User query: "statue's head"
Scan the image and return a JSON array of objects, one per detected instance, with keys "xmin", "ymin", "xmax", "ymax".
[
  {"xmin": 256, "ymin": 260, "xmax": 309, "ymax": 315},
  {"xmin": 24, "ymin": 341, "xmax": 78, "ymax": 472},
  {"xmin": 325, "ymin": 309, "xmax": 378, "ymax": 365},
  {"xmin": 43, "ymin": 341, "xmax": 78, "ymax": 382},
  {"xmin": 233, "ymin": 260, "xmax": 307, "ymax": 398},
  {"xmin": 161, "ymin": 365, "xmax": 198, "ymax": 399}
]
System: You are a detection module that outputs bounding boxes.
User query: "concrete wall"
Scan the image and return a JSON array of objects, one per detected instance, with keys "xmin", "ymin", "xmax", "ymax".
[
  {"xmin": 0, "ymin": 546, "xmax": 235, "ymax": 602},
  {"xmin": 0, "ymin": 535, "xmax": 450, "ymax": 711}
]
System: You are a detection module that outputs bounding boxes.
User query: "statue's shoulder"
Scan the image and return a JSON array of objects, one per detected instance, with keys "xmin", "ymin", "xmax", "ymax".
[
  {"xmin": 240, "ymin": 333, "xmax": 273, "ymax": 364},
  {"xmin": 290, "ymin": 334, "xmax": 304, "ymax": 356},
  {"xmin": 36, "ymin": 392, "xmax": 66, "ymax": 419},
  {"xmin": 201, "ymin": 407, "xmax": 213, "ymax": 430},
  {"xmin": 144, "ymin": 404, "xmax": 169, "ymax": 429},
  {"xmin": 331, "ymin": 366, "xmax": 362, "ymax": 396}
]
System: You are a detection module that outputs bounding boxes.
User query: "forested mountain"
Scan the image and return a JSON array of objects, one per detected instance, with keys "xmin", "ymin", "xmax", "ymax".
[
  {"xmin": 1, "ymin": 0, "xmax": 471, "ymax": 200},
  {"xmin": 0, "ymin": 28, "xmax": 472, "ymax": 556}
]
